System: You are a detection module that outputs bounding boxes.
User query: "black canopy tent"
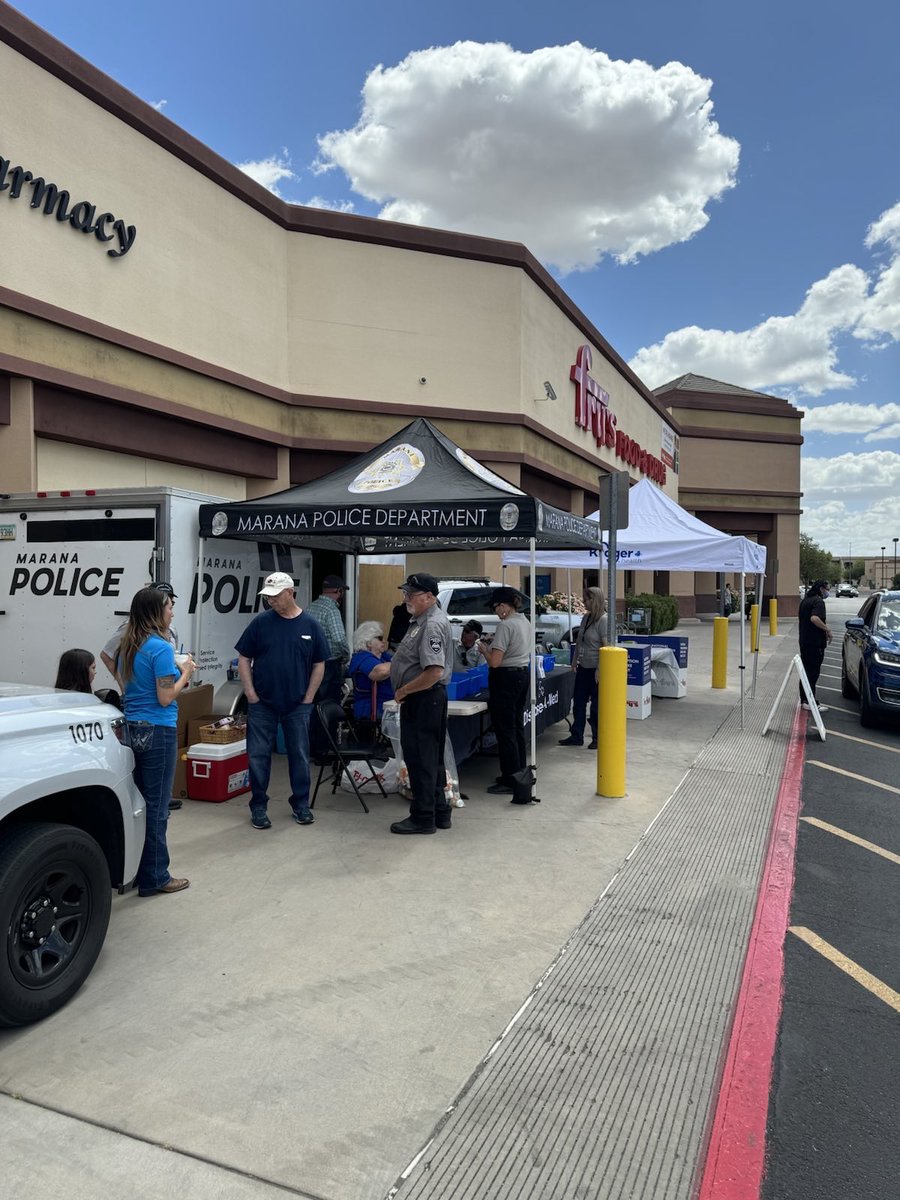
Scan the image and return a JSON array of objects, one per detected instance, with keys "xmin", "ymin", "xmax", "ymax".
[
  {"xmin": 197, "ymin": 417, "xmax": 603, "ymax": 780},
  {"xmin": 198, "ymin": 418, "xmax": 599, "ymax": 554}
]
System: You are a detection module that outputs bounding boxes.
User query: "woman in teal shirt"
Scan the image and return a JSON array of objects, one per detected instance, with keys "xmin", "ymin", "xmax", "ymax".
[{"xmin": 120, "ymin": 587, "xmax": 195, "ymax": 897}]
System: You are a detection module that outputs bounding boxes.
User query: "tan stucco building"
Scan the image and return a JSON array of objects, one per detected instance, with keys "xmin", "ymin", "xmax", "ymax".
[{"xmin": 0, "ymin": 4, "xmax": 802, "ymax": 615}]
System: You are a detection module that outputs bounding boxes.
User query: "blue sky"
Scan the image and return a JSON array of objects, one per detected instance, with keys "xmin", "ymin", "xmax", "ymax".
[{"xmin": 11, "ymin": 0, "xmax": 900, "ymax": 561}]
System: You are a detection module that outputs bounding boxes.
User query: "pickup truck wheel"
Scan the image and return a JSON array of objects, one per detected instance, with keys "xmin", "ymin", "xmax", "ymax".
[{"xmin": 0, "ymin": 824, "xmax": 111, "ymax": 1028}]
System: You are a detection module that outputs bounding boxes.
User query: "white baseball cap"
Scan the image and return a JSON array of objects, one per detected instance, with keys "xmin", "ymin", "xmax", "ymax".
[{"xmin": 258, "ymin": 571, "xmax": 296, "ymax": 596}]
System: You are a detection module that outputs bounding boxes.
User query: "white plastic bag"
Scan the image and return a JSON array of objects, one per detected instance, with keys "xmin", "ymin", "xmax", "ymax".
[{"xmin": 339, "ymin": 758, "xmax": 400, "ymax": 795}]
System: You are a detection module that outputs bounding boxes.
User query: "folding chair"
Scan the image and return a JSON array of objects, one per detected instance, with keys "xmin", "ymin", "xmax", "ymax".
[{"xmin": 312, "ymin": 699, "xmax": 389, "ymax": 813}]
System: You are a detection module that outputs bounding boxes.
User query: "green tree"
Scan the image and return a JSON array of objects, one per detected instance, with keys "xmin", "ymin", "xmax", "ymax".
[
  {"xmin": 852, "ymin": 559, "xmax": 866, "ymax": 583},
  {"xmin": 799, "ymin": 533, "xmax": 836, "ymax": 585}
]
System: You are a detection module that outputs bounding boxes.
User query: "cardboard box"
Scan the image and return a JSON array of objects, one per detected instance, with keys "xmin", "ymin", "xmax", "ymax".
[
  {"xmin": 172, "ymin": 746, "xmax": 189, "ymax": 799},
  {"xmin": 175, "ymin": 684, "xmax": 214, "ymax": 748}
]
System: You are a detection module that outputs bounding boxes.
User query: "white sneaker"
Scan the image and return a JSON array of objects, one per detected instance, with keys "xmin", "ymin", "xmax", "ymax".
[
  {"xmin": 800, "ymin": 703, "xmax": 812, "ymax": 711},
  {"xmin": 817, "ymin": 704, "xmax": 830, "ymax": 712}
]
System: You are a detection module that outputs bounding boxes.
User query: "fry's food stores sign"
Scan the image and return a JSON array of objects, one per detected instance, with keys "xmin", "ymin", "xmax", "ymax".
[{"xmin": 570, "ymin": 345, "xmax": 669, "ymax": 484}]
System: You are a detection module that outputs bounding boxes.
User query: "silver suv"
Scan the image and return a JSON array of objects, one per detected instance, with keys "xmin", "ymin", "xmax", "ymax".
[
  {"xmin": 436, "ymin": 580, "xmax": 582, "ymax": 645},
  {"xmin": 0, "ymin": 684, "xmax": 145, "ymax": 1027}
]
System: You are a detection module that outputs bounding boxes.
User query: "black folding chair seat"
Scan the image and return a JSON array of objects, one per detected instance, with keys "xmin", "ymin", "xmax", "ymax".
[{"xmin": 312, "ymin": 699, "xmax": 390, "ymax": 813}]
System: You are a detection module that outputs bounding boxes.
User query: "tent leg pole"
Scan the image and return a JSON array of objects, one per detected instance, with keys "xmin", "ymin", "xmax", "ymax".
[
  {"xmin": 530, "ymin": 538, "xmax": 537, "ymax": 774},
  {"xmin": 195, "ymin": 536, "xmax": 204, "ymax": 685},
  {"xmin": 739, "ymin": 575, "xmax": 746, "ymax": 729}
]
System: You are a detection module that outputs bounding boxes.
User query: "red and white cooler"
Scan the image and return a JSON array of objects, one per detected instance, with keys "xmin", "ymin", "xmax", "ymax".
[{"xmin": 186, "ymin": 741, "xmax": 250, "ymax": 803}]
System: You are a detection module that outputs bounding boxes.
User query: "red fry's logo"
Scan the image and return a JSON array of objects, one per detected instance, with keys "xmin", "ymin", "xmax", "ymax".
[{"xmin": 571, "ymin": 345, "xmax": 616, "ymax": 449}]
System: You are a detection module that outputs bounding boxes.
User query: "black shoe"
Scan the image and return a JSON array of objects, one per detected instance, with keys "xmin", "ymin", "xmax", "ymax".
[
  {"xmin": 558, "ymin": 736, "xmax": 583, "ymax": 746},
  {"xmin": 487, "ymin": 783, "xmax": 514, "ymax": 795},
  {"xmin": 588, "ymin": 740, "xmax": 598, "ymax": 750},
  {"xmin": 436, "ymin": 813, "xmax": 452, "ymax": 830},
  {"xmin": 510, "ymin": 797, "xmax": 534, "ymax": 805},
  {"xmin": 292, "ymin": 808, "xmax": 315, "ymax": 825},
  {"xmin": 390, "ymin": 817, "xmax": 436, "ymax": 835},
  {"xmin": 169, "ymin": 798, "xmax": 183, "ymax": 810},
  {"xmin": 250, "ymin": 812, "xmax": 272, "ymax": 830}
]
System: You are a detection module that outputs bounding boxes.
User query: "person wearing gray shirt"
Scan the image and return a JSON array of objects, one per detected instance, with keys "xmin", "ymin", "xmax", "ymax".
[
  {"xmin": 388, "ymin": 572, "xmax": 453, "ymax": 835},
  {"xmin": 478, "ymin": 586, "xmax": 531, "ymax": 797},
  {"xmin": 559, "ymin": 586, "xmax": 607, "ymax": 750}
]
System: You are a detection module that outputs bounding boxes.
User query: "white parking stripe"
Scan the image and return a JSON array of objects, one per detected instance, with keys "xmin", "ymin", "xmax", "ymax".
[
  {"xmin": 807, "ymin": 760, "xmax": 900, "ymax": 795},
  {"xmin": 827, "ymin": 728, "xmax": 900, "ymax": 755},
  {"xmin": 801, "ymin": 817, "xmax": 900, "ymax": 865},
  {"xmin": 789, "ymin": 927, "xmax": 900, "ymax": 1013}
]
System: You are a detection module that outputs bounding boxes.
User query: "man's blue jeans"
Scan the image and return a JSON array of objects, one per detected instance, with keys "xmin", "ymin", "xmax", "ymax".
[
  {"xmin": 129, "ymin": 722, "xmax": 177, "ymax": 893},
  {"xmin": 247, "ymin": 700, "xmax": 313, "ymax": 815}
]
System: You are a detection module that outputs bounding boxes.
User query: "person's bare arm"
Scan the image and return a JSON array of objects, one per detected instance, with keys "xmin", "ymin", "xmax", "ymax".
[
  {"xmin": 238, "ymin": 654, "xmax": 259, "ymax": 703},
  {"xmin": 304, "ymin": 661, "xmax": 325, "ymax": 703},
  {"xmin": 368, "ymin": 662, "xmax": 392, "ymax": 682},
  {"xmin": 155, "ymin": 659, "xmax": 196, "ymax": 706},
  {"xmin": 810, "ymin": 614, "xmax": 832, "ymax": 642},
  {"xmin": 100, "ymin": 651, "xmax": 122, "ymax": 687}
]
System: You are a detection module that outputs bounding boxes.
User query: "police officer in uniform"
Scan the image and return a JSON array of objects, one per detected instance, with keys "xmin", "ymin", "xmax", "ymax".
[{"xmin": 389, "ymin": 572, "xmax": 453, "ymax": 834}]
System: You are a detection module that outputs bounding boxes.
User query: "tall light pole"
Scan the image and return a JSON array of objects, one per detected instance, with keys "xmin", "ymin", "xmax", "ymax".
[
  {"xmin": 881, "ymin": 546, "xmax": 886, "ymax": 587},
  {"xmin": 894, "ymin": 536, "xmax": 898, "ymax": 587}
]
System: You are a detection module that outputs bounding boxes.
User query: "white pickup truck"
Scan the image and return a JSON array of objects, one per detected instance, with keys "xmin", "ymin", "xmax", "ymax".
[
  {"xmin": 0, "ymin": 684, "xmax": 145, "ymax": 1027},
  {"xmin": 436, "ymin": 579, "xmax": 582, "ymax": 645}
]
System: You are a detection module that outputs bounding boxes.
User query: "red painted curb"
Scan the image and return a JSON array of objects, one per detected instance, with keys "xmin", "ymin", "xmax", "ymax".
[{"xmin": 695, "ymin": 705, "xmax": 807, "ymax": 1200}]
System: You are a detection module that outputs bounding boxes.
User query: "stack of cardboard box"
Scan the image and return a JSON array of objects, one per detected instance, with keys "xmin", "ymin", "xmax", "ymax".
[{"xmin": 171, "ymin": 685, "xmax": 216, "ymax": 800}]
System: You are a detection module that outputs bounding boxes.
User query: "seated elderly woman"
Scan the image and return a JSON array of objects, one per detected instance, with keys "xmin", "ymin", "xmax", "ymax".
[{"xmin": 349, "ymin": 620, "xmax": 395, "ymax": 720}]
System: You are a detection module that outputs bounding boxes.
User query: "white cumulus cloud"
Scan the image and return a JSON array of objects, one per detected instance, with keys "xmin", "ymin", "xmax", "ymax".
[
  {"xmin": 236, "ymin": 151, "xmax": 297, "ymax": 197},
  {"xmin": 801, "ymin": 450, "xmax": 900, "ymax": 557},
  {"xmin": 304, "ymin": 195, "xmax": 356, "ymax": 213},
  {"xmin": 315, "ymin": 41, "xmax": 739, "ymax": 273},
  {"xmin": 631, "ymin": 202, "xmax": 900, "ymax": 397},
  {"xmin": 631, "ymin": 264, "xmax": 870, "ymax": 396},
  {"xmin": 800, "ymin": 402, "xmax": 900, "ymax": 439}
]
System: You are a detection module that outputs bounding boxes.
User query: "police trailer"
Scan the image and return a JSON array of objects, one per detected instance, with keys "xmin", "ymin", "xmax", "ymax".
[{"xmin": 0, "ymin": 487, "xmax": 312, "ymax": 695}]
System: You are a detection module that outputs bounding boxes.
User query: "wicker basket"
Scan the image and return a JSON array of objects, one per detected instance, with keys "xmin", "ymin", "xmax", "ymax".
[{"xmin": 198, "ymin": 722, "xmax": 246, "ymax": 745}]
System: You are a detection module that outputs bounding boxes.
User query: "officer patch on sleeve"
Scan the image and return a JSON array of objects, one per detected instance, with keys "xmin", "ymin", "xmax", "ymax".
[{"xmin": 429, "ymin": 635, "xmax": 442, "ymax": 654}]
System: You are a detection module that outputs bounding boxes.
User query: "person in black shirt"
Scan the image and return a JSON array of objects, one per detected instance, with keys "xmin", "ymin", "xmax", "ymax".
[{"xmin": 798, "ymin": 580, "xmax": 832, "ymax": 710}]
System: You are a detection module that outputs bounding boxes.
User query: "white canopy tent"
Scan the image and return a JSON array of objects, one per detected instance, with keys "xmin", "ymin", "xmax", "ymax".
[
  {"xmin": 503, "ymin": 480, "xmax": 768, "ymax": 726},
  {"xmin": 502, "ymin": 479, "xmax": 767, "ymax": 574}
]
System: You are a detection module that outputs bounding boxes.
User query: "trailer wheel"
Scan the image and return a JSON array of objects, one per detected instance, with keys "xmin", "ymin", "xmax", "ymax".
[{"xmin": 0, "ymin": 824, "xmax": 111, "ymax": 1028}]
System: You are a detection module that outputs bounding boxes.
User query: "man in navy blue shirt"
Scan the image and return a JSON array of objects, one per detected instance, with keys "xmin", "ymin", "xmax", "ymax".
[{"xmin": 236, "ymin": 572, "xmax": 328, "ymax": 830}]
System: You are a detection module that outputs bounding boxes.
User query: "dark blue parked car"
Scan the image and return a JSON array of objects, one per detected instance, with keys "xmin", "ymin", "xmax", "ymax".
[{"xmin": 842, "ymin": 590, "xmax": 900, "ymax": 726}]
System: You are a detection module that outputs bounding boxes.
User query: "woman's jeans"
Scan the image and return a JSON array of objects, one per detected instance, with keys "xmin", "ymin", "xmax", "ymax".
[
  {"xmin": 129, "ymin": 722, "xmax": 177, "ymax": 893},
  {"xmin": 488, "ymin": 668, "xmax": 529, "ymax": 782},
  {"xmin": 247, "ymin": 700, "xmax": 313, "ymax": 815},
  {"xmin": 571, "ymin": 665, "xmax": 598, "ymax": 742}
]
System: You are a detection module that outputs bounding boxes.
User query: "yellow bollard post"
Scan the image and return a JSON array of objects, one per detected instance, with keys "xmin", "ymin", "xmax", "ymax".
[
  {"xmin": 597, "ymin": 646, "xmax": 627, "ymax": 798},
  {"xmin": 769, "ymin": 598, "xmax": 778, "ymax": 636},
  {"xmin": 712, "ymin": 616, "xmax": 729, "ymax": 688},
  {"xmin": 750, "ymin": 603, "xmax": 760, "ymax": 653}
]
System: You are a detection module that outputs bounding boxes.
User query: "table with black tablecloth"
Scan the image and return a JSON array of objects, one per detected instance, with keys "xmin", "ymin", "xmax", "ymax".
[{"xmin": 447, "ymin": 665, "xmax": 575, "ymax": 766}]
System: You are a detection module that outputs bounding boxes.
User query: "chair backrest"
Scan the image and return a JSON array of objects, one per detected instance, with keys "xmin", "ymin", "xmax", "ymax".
[{"xmin": 317, "ymin": 699, "xmax": 349, "ymax": 752}]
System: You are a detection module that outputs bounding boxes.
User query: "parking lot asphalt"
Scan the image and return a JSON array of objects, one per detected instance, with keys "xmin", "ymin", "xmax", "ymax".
[
  {"xmin": 762, "ymin": 632, "xmax": 900, "ymax": 1199},
  {"xmin": 0, "ymin": 615, "xmax": 822, "ymax": 1200}
]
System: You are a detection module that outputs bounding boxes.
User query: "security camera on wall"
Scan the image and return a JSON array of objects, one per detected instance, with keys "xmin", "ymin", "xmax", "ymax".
[{"xmin": 539, "ymin": 381, "xmax": 557, "ymax": 401}]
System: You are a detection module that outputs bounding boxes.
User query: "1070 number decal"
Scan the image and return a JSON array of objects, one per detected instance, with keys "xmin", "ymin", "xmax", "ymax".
[{"xmin": 68, "ymin": 722, "xmax": 104, "ymax": 744}]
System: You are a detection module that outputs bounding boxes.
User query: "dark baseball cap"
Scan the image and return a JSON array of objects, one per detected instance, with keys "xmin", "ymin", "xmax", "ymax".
[
  {"xmin": 322, "ymin": 574, "xmax": 348, "ymax": 590},
  {"xmin": 399, "ymin": 572, "xmax": 439, "ymax": 596},
  {"xmin": 462, "ymin": 620, "xmax": 484, "ymax": 634},
  {"xmin": 153, "ymin": 581, "xmax": 177, "ymax": 598}
]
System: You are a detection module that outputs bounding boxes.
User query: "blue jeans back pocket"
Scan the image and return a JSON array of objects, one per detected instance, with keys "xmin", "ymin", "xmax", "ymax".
[{"xmin": 127, "ymin": 721, "xmax": 154, "ymax": 753}]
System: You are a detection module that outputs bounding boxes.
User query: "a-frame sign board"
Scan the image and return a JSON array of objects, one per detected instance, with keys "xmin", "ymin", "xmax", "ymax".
[{"xmin": 762, "ymin": 654, "xmax": 826, "ymax": 741}]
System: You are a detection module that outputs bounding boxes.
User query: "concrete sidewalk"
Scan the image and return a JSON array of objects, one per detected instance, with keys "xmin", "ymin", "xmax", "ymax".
[{"xmin": 0, "ymin": 619, "xmax": 798, "ymax": 1200}]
